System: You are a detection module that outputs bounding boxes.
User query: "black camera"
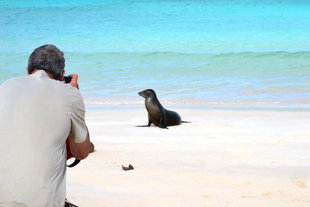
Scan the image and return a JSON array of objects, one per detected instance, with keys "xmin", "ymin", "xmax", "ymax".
[{"xmin": 64, "ymin": 76, "xmax": 72, "ymax": 83}]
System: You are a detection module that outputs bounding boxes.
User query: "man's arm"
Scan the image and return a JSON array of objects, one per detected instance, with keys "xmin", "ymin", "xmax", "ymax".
[
  {"xmin": 67, "ymin": 73, "xmax": 90, "ymax": 160},
  {"xmin": 68, "ymin": 128, "xmax": 90, "ymax": 160}
]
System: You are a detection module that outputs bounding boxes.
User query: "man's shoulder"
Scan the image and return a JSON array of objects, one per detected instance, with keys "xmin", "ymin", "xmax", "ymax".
[
  {"xmin": 0, "ymin": 75, "xmax": 27, "ymax": 88},
  {"xmin": 62, "ymin": 83, "xmax": 82, "ymax": 98},
  {"xmin": 4, "ymin": 75, "xmax": 27, "ymax": 82}
]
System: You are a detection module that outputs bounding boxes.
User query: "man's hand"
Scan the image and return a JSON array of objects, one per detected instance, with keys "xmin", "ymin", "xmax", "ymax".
[{"xmin": 68, "ymin": 74, "xmax": 79, "ymax": 89}]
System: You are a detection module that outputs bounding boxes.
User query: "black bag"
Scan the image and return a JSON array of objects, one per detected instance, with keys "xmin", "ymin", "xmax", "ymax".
[{"xmin": 64, "ymin": 199, "xmax": 78, "ymax": 207}]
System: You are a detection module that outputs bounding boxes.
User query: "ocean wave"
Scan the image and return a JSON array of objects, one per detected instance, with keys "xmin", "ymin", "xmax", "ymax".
[
  {"xmin": 82, "ymin": 94, "xmax": 310, "ymax": 107},
  {"xmin": 3, "ymin": 50, "xmax": 310, "ymax": 56},
  {"xmin": 64, "ymin": 50, "xmax": 310, "ymax": 58}
]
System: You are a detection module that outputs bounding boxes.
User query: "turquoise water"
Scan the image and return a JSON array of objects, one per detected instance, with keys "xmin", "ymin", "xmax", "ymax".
[{"xmin": 1, "ymin": 0, "xmax": 310, "ymax": 109}]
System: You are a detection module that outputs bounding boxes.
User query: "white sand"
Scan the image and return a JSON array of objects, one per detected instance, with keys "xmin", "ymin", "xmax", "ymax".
[{"xmin": 67, "ymin": 106, "xmax": 310, "ymax": 207}]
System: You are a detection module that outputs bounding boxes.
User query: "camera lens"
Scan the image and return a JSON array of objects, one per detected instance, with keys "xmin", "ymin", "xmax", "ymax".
[{"xmin": 64, "ymin": 76, "xmax": 72, "ymax": 83}]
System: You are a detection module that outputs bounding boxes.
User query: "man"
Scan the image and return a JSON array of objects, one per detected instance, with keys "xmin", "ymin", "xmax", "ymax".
[{"xmin": 0, "ymin": 45, "xmax": 90, "ymax": 207}]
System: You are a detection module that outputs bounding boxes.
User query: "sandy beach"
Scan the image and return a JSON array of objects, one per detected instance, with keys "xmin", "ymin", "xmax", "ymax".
[
  {"xmin": 2, "ymin": 1, "xmax": 310, "ymax": 206},
  {"xmin": 66, "ymin": 105, "xmax": 310, "ymax": 207}
]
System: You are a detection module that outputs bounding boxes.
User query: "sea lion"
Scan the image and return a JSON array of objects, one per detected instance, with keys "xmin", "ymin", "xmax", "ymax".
[{"xmin": 138, "ymin": 89, "xmax": 185, "ymax": 129}]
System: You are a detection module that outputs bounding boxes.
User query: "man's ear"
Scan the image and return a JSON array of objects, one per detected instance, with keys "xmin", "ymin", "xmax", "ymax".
[
  {"xmin": 26, "ymin": 67, "xmax": 30, "ymax": 75},
  {"xmin": 60, "ymin": 70, "xmax": 65, "ymax": 81}
]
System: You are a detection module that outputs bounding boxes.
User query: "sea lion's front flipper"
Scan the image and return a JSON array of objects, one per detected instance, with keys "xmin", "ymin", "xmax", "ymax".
[
  {"xmin": 159, "ymin": 113, "xmax": 168, "ymax": 129},
  {"xmin": 136, "ymin": 119, "xmax": 152, "ymax": 127}
]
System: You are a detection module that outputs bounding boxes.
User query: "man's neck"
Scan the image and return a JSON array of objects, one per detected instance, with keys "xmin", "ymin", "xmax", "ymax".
[{"xmin": 30, "ymin": 69, "xmax": 55, "ymax": 79}]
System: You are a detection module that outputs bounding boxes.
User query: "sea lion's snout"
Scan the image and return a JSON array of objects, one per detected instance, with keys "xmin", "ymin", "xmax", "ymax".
[
  {"xmin": 138, "ymin": 90, "xmax": 148, "ymax": 98},
  {"xmin": 138, "ymin": 89, "xmax": 156, "ymax": 98},
  {"xmin": 138, "ymin": 91, "xmax": 145, "ymax": 97}
]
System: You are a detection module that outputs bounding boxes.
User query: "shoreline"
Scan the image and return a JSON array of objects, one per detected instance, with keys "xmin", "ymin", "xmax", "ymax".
[
  {"xmin": 85, "ymin": 103, "xmax": 310, "ymax": 112},
  {"xmin": 67, "ymin": 106, "xmax": 310, "ymax": 207}
]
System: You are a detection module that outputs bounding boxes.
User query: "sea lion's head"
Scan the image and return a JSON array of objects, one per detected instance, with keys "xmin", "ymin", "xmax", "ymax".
[{"xmin": 138, "ymin": 89, "xmax": 156, "ymax": 99}]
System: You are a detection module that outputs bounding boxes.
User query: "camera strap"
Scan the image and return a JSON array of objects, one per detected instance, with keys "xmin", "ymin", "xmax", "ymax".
[{"xmin": 66, "ymin": 138, "xmax": 81, "ymax": 168}]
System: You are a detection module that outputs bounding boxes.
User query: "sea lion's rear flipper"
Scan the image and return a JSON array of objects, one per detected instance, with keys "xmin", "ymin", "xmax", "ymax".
[{"xmin": 181, "ymin": 121, "xmax": 190, "ymax": 123}]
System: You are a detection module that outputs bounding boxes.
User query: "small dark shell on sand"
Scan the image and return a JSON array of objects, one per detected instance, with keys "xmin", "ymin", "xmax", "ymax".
[{"xmin": 122, "ymin": 164, "xmax": 134, "ymax": 171}]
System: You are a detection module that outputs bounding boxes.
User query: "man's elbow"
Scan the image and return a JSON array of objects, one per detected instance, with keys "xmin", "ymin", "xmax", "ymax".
[
  {"xmin": 74, "ymin": 150, "xmax": 89, "ymax": 160},
  {"xmin": 70, "ymin": 136, "xmax": 91, "ymax": 160}
]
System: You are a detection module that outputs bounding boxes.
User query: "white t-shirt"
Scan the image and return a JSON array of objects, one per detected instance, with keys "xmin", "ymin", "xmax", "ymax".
[{"xmin": 0, "ymin": 70, "xmax": 88, "ymax": 207}]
